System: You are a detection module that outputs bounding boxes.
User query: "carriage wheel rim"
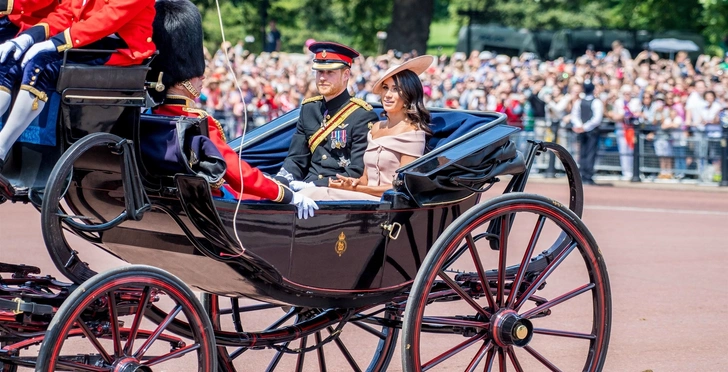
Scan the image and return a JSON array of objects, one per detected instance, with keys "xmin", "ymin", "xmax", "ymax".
[{"xmin": 402, "ymin": 194, "xmax": 611, "ymax": 372}]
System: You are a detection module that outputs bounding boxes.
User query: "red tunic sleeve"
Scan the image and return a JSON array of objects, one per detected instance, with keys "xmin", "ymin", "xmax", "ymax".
[{"xmin": 205, "ymin": 116, "xmax": 290, "ymax": 202}]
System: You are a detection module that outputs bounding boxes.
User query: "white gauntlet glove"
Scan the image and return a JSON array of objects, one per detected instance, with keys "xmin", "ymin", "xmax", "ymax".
[
  {"xmin": 21, "ymin": 40, "xmax": 56, "ymax": 68},
  {"xmin": 0, "ymin": 34, "xmax": 34, "ymax": 63},
  {"xmin": 291, "ymin": 192, "xmax": 318, "ymax": 219},
  {"xmin": 289, "ymin": 180, "xmax": 315, "ymax": 192}
]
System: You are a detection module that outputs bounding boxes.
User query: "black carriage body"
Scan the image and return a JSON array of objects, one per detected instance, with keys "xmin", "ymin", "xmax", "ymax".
[{"xmin": 56, "ymin": 107, "xmax": 524, "ymax": 309}]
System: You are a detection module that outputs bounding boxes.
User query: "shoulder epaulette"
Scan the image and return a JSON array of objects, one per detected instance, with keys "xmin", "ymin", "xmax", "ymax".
[
  {"xmin": 350, "ymin": 97, "xmax": 373, "ymax": 111},
  {"xmin": 302, "ymin": 95, "xmax": 323, "ymax": 105}
]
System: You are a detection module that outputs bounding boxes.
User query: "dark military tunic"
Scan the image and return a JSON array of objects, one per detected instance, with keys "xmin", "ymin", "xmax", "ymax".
[{"xmin": 280, "ymin": 90, "xmax": 378, "ymax": 186}]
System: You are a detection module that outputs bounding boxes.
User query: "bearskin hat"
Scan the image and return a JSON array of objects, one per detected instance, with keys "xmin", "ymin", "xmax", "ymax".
[{"xmin": 147, "ymin": 0, "xmax": 205, "ymax": 103}]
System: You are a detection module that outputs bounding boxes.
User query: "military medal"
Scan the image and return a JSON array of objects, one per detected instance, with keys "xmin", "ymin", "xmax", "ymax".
[
  {"xmin": 337, "ymin": 156, "xmax": 351, "ymax": 167},
  {"xmin": 321, "ymin": 109, "xmax": 329, "ymax": 128},
  {"xmin": 331, "ymin": 130, "xmax": 347, "ymax": 149}
]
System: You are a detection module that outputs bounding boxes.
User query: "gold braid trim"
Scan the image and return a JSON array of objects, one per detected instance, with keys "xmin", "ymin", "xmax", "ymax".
[
  {"xmin": 39, "ymin": 23, "xmax": 49, "ymax": 39},
  {"xmin": 1, "ymin": 0, "xmax": 13, "ymax": 14},
  {"xmin": 20, "ymin": 85, "xmax": 48, "ymax": 111},
  {"xmin": 0, "ymin": 86, "xmax": 11, "ymax": 94},
  {"xmin": 307, "ymin": 101, "xmax": 359, "ymax": 153},
  {"xmin": 56, "ymin": 29, "xmax": 73, "ymax": 52},
  {"xmin": 350, "ymin": 97, "xmax": 373, "ymax": 111},
  {"xmin": 301, "ymin": 95, "xmax": 323, "ymax": 105}
]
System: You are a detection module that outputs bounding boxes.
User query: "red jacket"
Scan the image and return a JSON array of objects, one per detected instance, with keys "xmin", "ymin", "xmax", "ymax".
[
  {"xmin": 36, "ymin": 0, "xmax": 155, "ymax": 65},
  {"xmin": 152, "ymin": 96, "xmax": 293, "ymax": 203},
  {"xmin": 2, "ymin": 0, "xmax": 58, "ymax": 33}
]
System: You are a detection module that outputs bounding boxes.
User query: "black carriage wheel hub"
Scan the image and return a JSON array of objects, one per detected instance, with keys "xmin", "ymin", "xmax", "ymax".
[
  {"xmin": 490, "ymin": 310, "xmax": 533, "ymax": 347},
  {"xmin": 112, "ymin": 357, "xmax": 152, "ymax": 372}
]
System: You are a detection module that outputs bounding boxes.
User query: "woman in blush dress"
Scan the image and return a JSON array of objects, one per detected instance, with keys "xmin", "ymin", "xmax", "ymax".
[{"xmin": 299, "ymin": 55, "xmax": 435, "ymax": 201}]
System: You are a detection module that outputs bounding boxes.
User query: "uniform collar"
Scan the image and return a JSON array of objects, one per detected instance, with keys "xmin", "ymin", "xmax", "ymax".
[
  {"xmin": 324, "ymin": 89, "xmax": 352, "ymax": 114},
  {"xmin": 164, "ymin": 95, "xmax": 196, "ymax": 107}
]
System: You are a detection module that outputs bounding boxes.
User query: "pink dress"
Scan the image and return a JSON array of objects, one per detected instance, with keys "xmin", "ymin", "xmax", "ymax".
[{"xmin": 300, "ymin": 130, "xmax": 426, "ymax": 201}]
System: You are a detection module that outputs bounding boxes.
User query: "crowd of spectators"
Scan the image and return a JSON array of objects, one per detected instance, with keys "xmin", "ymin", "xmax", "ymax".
[{"xmin": 199, "ymin": 39, "xmax": 727, "ymax": 181}]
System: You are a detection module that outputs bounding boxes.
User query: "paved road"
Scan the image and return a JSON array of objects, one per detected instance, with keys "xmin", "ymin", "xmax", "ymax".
[{"xmin": 1, "ymin": 180, "xmax": 727, "ymax": 371}]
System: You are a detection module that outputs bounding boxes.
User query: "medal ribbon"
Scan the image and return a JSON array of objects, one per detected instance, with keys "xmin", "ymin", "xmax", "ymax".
[{"xmin": 308, "ymin": 101, "xmax": 359, "ymax": 153}]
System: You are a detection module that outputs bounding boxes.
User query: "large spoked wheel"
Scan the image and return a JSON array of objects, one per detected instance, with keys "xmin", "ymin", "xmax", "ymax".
[
  {"xmin": 201, "ymin": 294, "xmax": 400, "ymax": 371},
  {"xmin": 41, "ymin": 133, "xmax": 130, "ymax": 284},
  {"xmin": 36, "ymin": 265, "xmax": 216, "ymax": 372},
  {"xmin": 402, "ymin": 193, "xmax": 611, "ymax": 371}
]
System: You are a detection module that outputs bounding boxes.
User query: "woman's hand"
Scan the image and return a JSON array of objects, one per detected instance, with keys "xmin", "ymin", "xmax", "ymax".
[{"xmin": 329, "ymin": 174, "xmax": 360, "ymax": 191}]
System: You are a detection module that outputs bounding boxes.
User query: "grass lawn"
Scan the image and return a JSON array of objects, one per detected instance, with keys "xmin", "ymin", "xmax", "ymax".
[{"xmin": 427, "ymin": 21, "xmax": 459, "ymax": 56}]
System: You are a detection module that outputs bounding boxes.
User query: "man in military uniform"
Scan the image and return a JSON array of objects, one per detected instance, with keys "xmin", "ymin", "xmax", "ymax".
[{"xmin": 275, "ymin": 41, "xmax": 378, "ymax": 190}]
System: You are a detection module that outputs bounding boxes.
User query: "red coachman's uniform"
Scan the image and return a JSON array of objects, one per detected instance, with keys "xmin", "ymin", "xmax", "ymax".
[
  {"xmin": 1, "ymin": 0, "xmax": 58, "ymax": 32},
  {"xmin": 153, "ymin": 96, "xmax": 293, "ymax": 203},
  {"xmin": 26, "ymin": 0, "xmax": 155, "ymax": 65}
]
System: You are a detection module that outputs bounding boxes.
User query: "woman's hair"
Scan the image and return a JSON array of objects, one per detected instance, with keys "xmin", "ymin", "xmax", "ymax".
[{"xmin": 386, "ymin": 69, "xmax": 432, "ymax": 134}]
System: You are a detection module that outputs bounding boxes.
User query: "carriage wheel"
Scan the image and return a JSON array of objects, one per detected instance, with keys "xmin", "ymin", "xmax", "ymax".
[
  {"xmin": 41, "ymin": 132, "xmax": 130, "ymax": 284},
  {"xmin": 401, "ymin": 193, "xmax": 611, "ymax": 372},
  {"xmin": 36, "ymin": 265, "xmax": 216, "ymax": 371},
  {"xmin": 200, "ymin": 294, "xmax": 400, "ymax": 372}
]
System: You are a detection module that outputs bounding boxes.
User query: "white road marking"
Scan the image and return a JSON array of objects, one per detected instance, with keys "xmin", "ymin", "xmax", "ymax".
[{"xmin": 586, "ymin": 205, "xmax": 728, "ymax": 216}]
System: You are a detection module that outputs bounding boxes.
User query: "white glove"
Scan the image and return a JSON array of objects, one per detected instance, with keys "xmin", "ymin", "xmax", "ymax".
[
  {"xmin": 21, "ymin": 40, "xmax": 56, "ymax": 68},
  {"xmin": 290, "ymin": 180, "xmax": 315, "ymax": 192},
  {"xmin": 291, "ymin": 192, "xmax": 318, "ymax": 219},
  {"xmin": 0, "ymin": 34, "xmax": 34, "ymax": 63}
]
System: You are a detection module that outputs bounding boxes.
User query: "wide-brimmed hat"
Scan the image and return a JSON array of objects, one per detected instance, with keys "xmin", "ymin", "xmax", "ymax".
[{"xmin": 372, "ymin": 55, "xmax": 435, "ymax": 95}]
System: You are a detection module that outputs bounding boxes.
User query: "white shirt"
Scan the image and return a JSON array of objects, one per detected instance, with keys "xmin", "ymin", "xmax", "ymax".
[{"xmin": 570, "ymin": 95, "xmax": 604, "ymax": 132}]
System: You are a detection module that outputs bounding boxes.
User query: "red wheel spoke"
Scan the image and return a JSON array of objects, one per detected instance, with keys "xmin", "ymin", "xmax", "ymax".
[
  {"xmin": 266, "ymin": 307, "xmax": 299, "ymax": 330},
  {"xmin": 351, "ymin": 320, "xmax": 387, "ymax": 339},
  {"xmin": 75, "ymin": 318, "xmax": 113, "ymax": 364},
  {"xmin": 437, "ymin": 271, "xmax": 490, "ymax": 318},
  {"xmin": 514, "ymin": 242, "xmax": 578, "ymax": 311},
  {"xmin": 533, "ymin": 328, "xmax": 596, "ymax": 340},
  {"xmin": 328, "ymin": 326, "xmax": 362, "ymax": 372},
  {"xmin": 498, "ymin": 348, "xmax": 506, "ymax": 372},
  {"xmin": 521, "ymin": 283, "xmax": 595, "ymax": 319},
  {"xmin": 143, "ymin": 343, "xmax": 201, "ymax": 366},
  {"xmin": 124, "ymin": 285, "xmax": 151, "ymax": 355},
  {"xmin": 464, "ymin": 340, "xmax": 492, "ymax": 372},
  {"xmin": 524, "ymin": 345, "xmax": 562, "ymax": 372},
  {"xmin": 506, "ymin": 346, "xmax": 524, "ymax": 372},
  {"xmin": 295, "ymin": 336, "xmax": 307, "ymax": 372},
  {"xmin": 106, "ymin": 291, "xmax": 122, "ymax": 358},
  {"xmin": 422, "ymin": 333, "xmax": 485, "ymax": 371},
  {"xmin": 483, "ymin": 345, "xmax": 496, "ymax": 372},
  {"xmin": 265, "ymin": 341, "xmax": 290, "ymax": 372},
  {"xmin": 134, "ymin": 304, "xmax": 182, "ymax": 359},
  {"xmin": 315, "ymin": 332, "xmax": 327, "ymax": 372},
  {"xmin": 421, "ymin": 316, "xmax": 489, "ymax": 329},
  {"xmin": 56, "ymin": 359, "xmax": 111, "ymax": 371},
  {"xmin": 466, "ymin": 233, "xmax": 497, "ymax": 311},
  {"xmin": 496, "ymin": 215, "xmax": 510, "ymax": 308},
  {"xmin": 507, "ymin": 215, "xmax": 546, "ymax": 308}
]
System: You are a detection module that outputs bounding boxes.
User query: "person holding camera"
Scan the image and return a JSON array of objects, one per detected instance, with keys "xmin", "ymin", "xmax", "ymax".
[{"xmin": 569, "ymin": 80, "xmax": 604, "ymax": 185}]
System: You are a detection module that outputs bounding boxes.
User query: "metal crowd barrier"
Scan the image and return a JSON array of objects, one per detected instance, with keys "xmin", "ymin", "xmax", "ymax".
[{"xmin": 513, "ymin": 119, "xmax": 728, "ymax": 186}]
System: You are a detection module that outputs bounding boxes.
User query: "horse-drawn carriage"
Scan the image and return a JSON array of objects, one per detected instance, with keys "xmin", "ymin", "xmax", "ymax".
[{"xmin": 0, "ymin": 58, "xmax": 611, "ymax": 371}]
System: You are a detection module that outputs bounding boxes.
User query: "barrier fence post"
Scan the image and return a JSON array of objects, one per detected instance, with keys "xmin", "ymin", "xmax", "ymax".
[
  {"xmin": 721, "ymin": 127, "xmax": 728, "ymax": 187},
  {"xmin": 631, "ymin": 122, "xmax": 641, "ymax": 182},
  {"xmin": 544, "ymin": 121, "xmax": 558, "ymax": 178}
]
